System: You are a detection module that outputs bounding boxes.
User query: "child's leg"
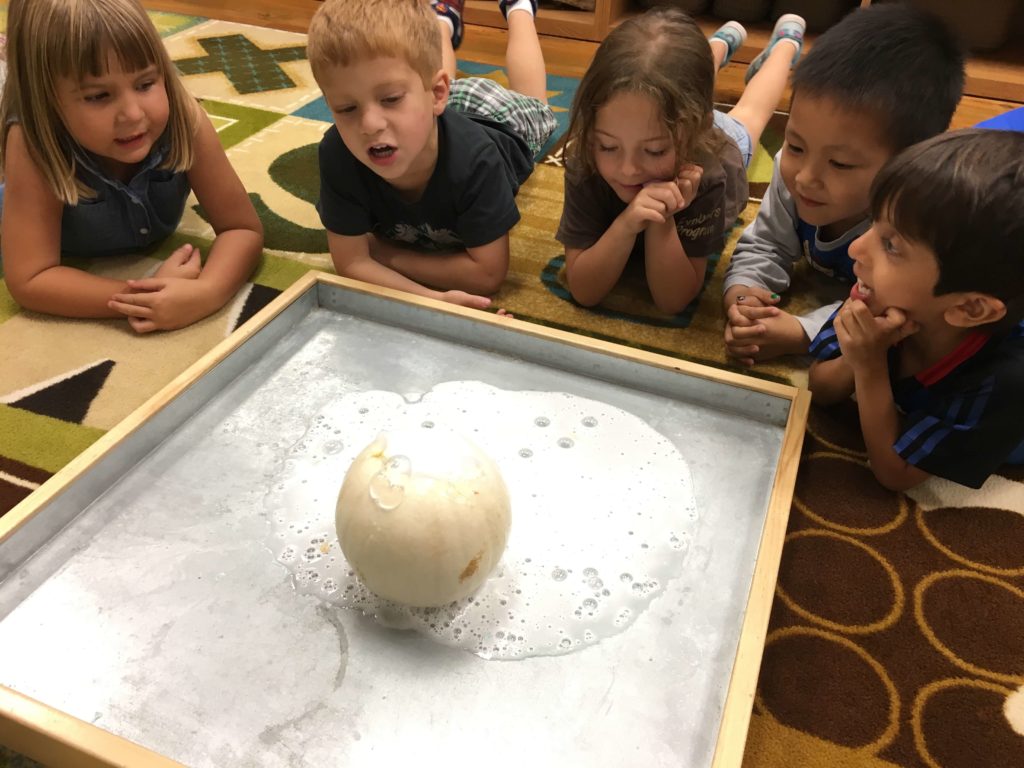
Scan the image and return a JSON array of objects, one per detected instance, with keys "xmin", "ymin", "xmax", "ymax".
[
  {"xmin": 499, "ymin": 0, "xmax": 547, "ymax": 103},
  {"xmin": 439, "ymin": 22, "xmax": 457, "ymax": 81},
  {"xmin": 708, "ymin": 21, "xmax": 747, "ymax": 73},
  {"xmin": 727, "ymin": 14, "xmax": 804, "ymax": 148},
  {"xmin": 431, "ymin": 0, "xmax": 463, "ymax": 80}
]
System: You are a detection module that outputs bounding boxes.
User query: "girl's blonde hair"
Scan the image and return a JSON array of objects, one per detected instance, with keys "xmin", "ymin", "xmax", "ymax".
[
  {"xmin": 0, "ymin": 0, "xmax": 198, "ymax": 204},
  {"xmin": 565, "ymin": 7, "xmax": 723, "ymax": 177},
  {"xmin": 307, "ymin": 0, "xmax": 441, "ymax": 89}
]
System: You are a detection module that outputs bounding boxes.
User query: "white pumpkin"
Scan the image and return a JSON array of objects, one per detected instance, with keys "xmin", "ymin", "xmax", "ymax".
[{"xmin": 335, "ymin": 429, "xmax": 512, "ymax": 607}]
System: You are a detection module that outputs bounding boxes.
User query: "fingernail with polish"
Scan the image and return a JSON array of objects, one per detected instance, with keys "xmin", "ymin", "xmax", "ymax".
[{"xmin": 770, "ymin": 293, "xmax": 779, "ymax": 299}]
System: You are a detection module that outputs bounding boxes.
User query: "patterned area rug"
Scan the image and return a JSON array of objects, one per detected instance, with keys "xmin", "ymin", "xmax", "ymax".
[{"xmin": 0, "ymin": 10, "xmax": 1022, "ymax": 768}]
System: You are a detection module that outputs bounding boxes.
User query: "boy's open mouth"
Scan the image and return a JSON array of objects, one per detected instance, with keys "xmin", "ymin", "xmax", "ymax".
[
  {"xmin": 851, "ymin": 278, "xmax": 873, "ymax": 302},
  {"xmin": 368, "ymin": 144, "xmax": 396, "ymax": 159}
]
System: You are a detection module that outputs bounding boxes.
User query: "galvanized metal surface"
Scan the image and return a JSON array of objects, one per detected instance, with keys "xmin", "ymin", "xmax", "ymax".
[{"xmin": 0, "ymin": 286, "xmax": 789, "ymax": 767}]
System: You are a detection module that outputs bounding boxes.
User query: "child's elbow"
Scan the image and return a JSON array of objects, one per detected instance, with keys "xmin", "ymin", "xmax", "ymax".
[
  {"xmin": 477, "ymin": 271, "xmax": 506, "ymax": 296},
  {"xmin": 652, "ymin": 289, "xmax": 697, "ymax": 316},
  {"xmin": 808, "ymin": 382, "xmax": 844, "ymax": 407},
  {"xmin": 568, "ymin": 285, "xmax": 602, "ymax": 307},
  {"xmin": 873, "ymin": 469, "xmax": 924, "ymax": 493},
  {"xmin": 565, "ymin": 273, "xmax": 603, "ymax": 307},
  {"xmin": 5, "ymin": 277, "xmax": 37, "ymax": 312}
]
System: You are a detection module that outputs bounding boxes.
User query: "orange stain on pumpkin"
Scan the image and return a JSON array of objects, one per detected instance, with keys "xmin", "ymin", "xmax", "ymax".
[{"xmin": 459, "ymin": 551, "xmax": 484, "ymax": 582}]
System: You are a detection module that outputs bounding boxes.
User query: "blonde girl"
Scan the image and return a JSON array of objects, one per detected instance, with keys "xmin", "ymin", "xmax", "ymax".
[
  {"xmin": 0, "ymin": 0, "xmax": 262, "ymax": 333},
  {"xmin": 556, "ymin": 7, "xmax": 801, "ymax": 315}
]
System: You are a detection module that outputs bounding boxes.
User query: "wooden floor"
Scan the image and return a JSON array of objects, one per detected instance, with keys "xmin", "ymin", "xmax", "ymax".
[{"xmin": 145, "ymin": 0, "xmax": 1022, "ymax": 130}]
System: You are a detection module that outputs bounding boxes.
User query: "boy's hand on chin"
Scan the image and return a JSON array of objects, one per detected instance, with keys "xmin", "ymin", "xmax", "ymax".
[{"xmin": 835, "ymin": 300, "xmax": 919, "ymax": 368}]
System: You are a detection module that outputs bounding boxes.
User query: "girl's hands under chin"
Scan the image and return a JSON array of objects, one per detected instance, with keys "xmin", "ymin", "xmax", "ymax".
[{"xmin": 675, "ymin": 163, "xmax": 704, "ymax": 210}]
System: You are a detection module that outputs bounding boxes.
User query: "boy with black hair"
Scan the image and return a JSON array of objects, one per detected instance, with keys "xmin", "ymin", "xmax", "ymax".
[
  {"xmin": 722, "ymin": 2, "xmax": 965, "ymax": 366},
  {"xmin": 809, "ymin": 129, "xmax": 1024, "ymax": 491},
  {"xmin": 307, "ymin": 0, "xmax": 556, "ymax": 309}
]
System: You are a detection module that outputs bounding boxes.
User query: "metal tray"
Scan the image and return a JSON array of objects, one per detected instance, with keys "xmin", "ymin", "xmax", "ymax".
[{"xmin": 0, "ymin": 272, "xmax": 808, "ymax": 768}]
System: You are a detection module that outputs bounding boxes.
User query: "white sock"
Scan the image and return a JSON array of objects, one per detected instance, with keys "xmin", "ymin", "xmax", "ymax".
[
  {"xmin": 437, "ymin": 15, "xmax": 455, "ymax": 39},
  {"xmin": 504, "ymin": 0, "xmax": 535, "ymax": 18}
]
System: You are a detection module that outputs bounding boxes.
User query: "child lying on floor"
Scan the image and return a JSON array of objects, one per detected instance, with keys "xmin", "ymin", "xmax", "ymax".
[
  {"xmin": 722, "ymin": 3, "xmax": 964, "ymax": 366},
  {"xmin": 556, "ymin": 9, "xmax": 803, "ymax": 314},
  {"xmin": 307, "ymin": 0, "xmax": 555, "ymax": 310},
  {"xmin": 808, "ymin": 129, "xmax": 1024, "ymax": 491},
  {"xmin": 0, "ymin": 0, "xmax": 262, "ymax": 333}
]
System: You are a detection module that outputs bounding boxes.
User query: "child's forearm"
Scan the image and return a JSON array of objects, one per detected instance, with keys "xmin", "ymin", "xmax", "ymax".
[
  {"xmin": 565, "ymin": 218, "xmax": 637, "ymax": 306},
  {"xmin": 853, "ymin": 362, "xmax": 929, "ymax": 490},
  {"xmin": 338, "ymin": 253, "xmax": 449, "ymax": 301},
  {"xmin": 386, "ymin": 247, "xmax": 504, "ymax": 295},
  {"xmin": 9, "ymin": 266, "xmax": 128, "ymax": 318},
  {"xmin": 196, "ymin": 228, "xmax": 263, "ymax": 308},
  {"xmin": 643, "ymin": 220, "xmax": 705, "ymax": 314},
  {"xmin": 808, "ymin": 358, "xmax": 856, "ymax": 404}
]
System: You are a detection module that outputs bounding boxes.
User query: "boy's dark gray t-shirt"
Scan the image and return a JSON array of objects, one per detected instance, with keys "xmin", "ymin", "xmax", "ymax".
[{"xmin": 317, "ymin": 109, "xmax": 534, "ymax": 251}]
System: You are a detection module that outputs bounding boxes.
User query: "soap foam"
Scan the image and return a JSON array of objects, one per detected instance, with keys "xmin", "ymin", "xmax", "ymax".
[{"xmin": 264, "ymin": 381, "xmax": 699, "ymax": 660}]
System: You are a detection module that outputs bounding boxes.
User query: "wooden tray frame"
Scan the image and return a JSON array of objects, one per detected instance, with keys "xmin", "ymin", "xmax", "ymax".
[{"xmin": 0, "ymin": 271, "xmax": 810, "ymax": 768}]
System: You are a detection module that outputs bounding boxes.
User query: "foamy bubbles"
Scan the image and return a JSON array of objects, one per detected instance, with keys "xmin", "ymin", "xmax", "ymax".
[{"xmin": 263, "ymin": 381, "xmax": 699, "ymax": 660}]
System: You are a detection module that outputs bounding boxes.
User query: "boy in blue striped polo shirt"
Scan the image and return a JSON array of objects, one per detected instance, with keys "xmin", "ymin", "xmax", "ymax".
[{"xmin": 808, "ymin": 129, "xmax": 1024, "ymax": 491}]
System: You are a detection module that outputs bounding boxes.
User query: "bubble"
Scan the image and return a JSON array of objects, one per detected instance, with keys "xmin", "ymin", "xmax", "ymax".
[
  {"xmin": 582, "ymin": 598, "xmax": 598, "ymax": 611},
  {"xmin": 534, "ymin": 416, "xmax": 550, "ymax": 427},
  {"xmin": 358, "ymin": 407, "xmax": 369, "ymax": 414},
  {"xmin": 404, "ymin": 392, "xmax": 422, "ymax": 404},
  {"xmin": 368, "ymin": 455, "xmax": 411, "ymax": 510},
  {"xmin": 551, "ymin": 568, "xmax": 568, "ymax": 582},
  {"xmin": 582, "ymin": 416, "xmax": 598, "ymax": 428},
  {"xmin": 421, "ymin": 421, "xmax": 435, "ymax": 429},
  {"xmin": 583, "ymin": 568, "xmax": 598, "ymax": 578},
  {"xmin": 518, "ymin": 448, "xmax": 533, "ymax": 458},
  {"xmin": 620, "ymin": 573, "xmax": 633, "ymax": 583},
  {"xmin": 323, "ymin": 440, "xmax": 344, "ymax": 455},
  {"xmin": 559, "ymin": 638, "xmax": 572, "ymax": 649},
  {"xmin": 557, "ymin": 437, "xmax": 574, "ymax": 449}
]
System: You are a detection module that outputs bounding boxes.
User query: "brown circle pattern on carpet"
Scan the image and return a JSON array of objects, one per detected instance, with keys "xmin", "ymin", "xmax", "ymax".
[
  {"xmin": 914, "ymin": 570, "xmax": 1024, "ymax": 684},
  {"xmin": 776, "ymin": 530, "xmax": 904, "ymax": 634},
  {"xmin": 916, "ymin": 505, "xmax": 1024, "ymax": 576},
  {"xmin": 912, "ymin": 679, "xmax": 1022, "ymax": 768},
  {"xmin": 757, "ymin": 404, "xmax": 1024, "ymax": 767},
  {"xmin": 805, "ymin": 399, "xmax": 867, "ymax": 457},
  {"xmin": 757, "ymin": 626, "xmax": 900, "ymax": 751},
  {"xmin": 793, "ymin": 453, "xmax": 908, "ymax": 535}
]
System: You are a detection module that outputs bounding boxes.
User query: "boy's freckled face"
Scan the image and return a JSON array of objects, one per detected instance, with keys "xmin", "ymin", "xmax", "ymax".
[
  {"xmin": 780, "ymin": 94, "xmax": 893, "ymax": 237},
  {"xmin": 848, "ymin": 218, "xmax": 947, "ymax": 323},
  {"xmin": 592, "ymin": 91, "xmax": 678, "ymax": 203},
  {"xmin": 319, "ymin": 57, "xmax": 444, "ymax": 190}
]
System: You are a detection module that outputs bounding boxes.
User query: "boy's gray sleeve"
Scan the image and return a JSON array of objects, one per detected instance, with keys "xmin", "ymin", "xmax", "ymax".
[{"xmin": 722, "ymin": 152, "xmax": 802, "ymax": 295}]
